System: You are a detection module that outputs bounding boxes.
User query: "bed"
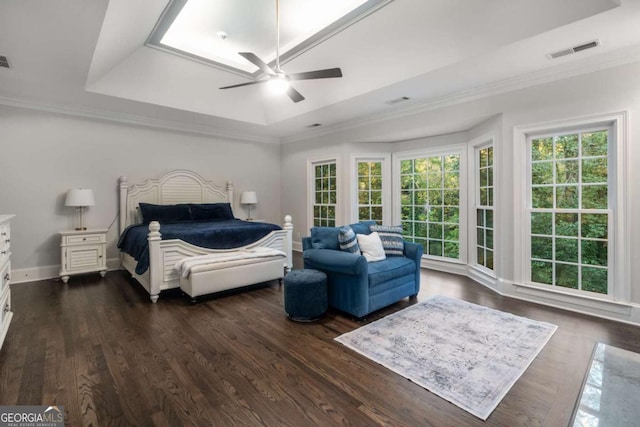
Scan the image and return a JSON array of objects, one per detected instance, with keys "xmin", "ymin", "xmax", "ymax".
[{"xmin": 118, "ymin": 169, "xmax": 293, "ymax": 303}]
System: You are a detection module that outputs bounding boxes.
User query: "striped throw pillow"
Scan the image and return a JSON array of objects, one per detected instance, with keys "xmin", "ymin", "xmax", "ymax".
[
  {"xmin": 369, "ymin": 225, "xmax": 404, "ymax": 256},
  {"xmin": 338, "ymin": 225, "xmax": 360, "ymax": 253}
]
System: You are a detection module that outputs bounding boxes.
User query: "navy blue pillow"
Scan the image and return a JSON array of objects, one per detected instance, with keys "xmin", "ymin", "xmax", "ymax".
[
  {"xmin": 138, "ymin": 203, "xmax": 191, "ymax": 224},
  {"xmin": 349, "ymin": 220, "xmax": 377, "ymax": 235},
  {"xmin": 310, "ymin": 227, "xmax": 340, "ymax": 250},
  {"xmin": 189, "ymin": 203, "xmax": 234, "ymax": 221}
]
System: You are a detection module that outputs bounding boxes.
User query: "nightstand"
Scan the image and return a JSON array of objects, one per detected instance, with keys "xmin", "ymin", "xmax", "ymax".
[{"xmin": 59, "ymin": 229, "xmax": 108, "ymax": 283}]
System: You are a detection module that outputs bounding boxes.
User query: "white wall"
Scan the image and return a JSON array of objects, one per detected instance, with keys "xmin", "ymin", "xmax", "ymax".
[
  {"xmin": 281, "ymin": 60, "xmax": 640, "ymax": 322},
  {"xmin": 0, "ymin": 105, "xmax": 282, "ymax": 280}
]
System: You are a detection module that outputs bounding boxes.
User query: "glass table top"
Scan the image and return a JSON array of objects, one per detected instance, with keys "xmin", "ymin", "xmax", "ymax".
[{"xmin": 571, "ymin": 342, "xmax": 640, "ymax": 427}]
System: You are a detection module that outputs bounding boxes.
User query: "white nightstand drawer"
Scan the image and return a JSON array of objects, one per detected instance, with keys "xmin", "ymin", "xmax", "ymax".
[
  {"xmin": 0, "ymin": 224, "xmax": 9, "ymax": 241},
  {"xmin": 0, "ymin": 286, "xmax": 10, "ymax": 323},
  {"xmin": 0, "ymin": 245, "xmax": 9, "ymax": 271},
  {"xmin": 0, "ymin": 260, "xmax": 9, "ymax": 295},
  {"xmin": 65, "ymin": 234, "xmax": 104, "ymax": 245}
]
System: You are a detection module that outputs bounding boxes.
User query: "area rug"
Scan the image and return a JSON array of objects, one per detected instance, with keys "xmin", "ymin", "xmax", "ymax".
[{"xmin": 335, "ymin": 295, "xmax": 557, "ymax": 420}]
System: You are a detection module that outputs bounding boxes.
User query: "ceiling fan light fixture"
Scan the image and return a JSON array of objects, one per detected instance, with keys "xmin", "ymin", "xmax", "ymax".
[
  {"xmin": 267, "ymin": 75, "xmax": 290, "ymax": 94},
  {"xmin": 219, "ymin": 0, "xmax": 342, "ymax": 103}
]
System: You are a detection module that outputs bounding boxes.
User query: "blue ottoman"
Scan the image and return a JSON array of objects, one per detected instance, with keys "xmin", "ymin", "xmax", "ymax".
[{"xmin": 284, "ymin": 269, "xmax": 328, "ymax": 322}]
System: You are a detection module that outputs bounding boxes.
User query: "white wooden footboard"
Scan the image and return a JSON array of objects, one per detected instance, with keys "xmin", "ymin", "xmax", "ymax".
[{"xmin": 146, "ymin": 216, "xmax": 293, "ymax": 303}]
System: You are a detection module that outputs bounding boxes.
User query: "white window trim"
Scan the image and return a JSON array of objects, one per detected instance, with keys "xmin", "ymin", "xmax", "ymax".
[
  {"xmin": 468, "ymin": 133, "xmax": 496, "ymax": 278},
  {"xmin": 392, "ymin": 143, "xmax": 468, "ymax": 264},
  {"xmin": 307, "ymin": 155, "xmax": 341, "ymax": 230},
  {"xmin": 349, "ymin": 153, "xmax": 392, "ymax": 224},
  {"xmin": 513, "ymin": 111, "xmax": 629, "ymax": 303}
]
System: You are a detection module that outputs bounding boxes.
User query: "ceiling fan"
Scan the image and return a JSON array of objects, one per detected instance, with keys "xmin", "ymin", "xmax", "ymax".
[{"xmin": 219, "ymin": 0, "xmax": 343, "ymax": 103}]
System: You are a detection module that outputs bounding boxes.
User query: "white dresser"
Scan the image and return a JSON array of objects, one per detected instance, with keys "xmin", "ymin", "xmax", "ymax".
[
  {"xmin": 0, "ymin": 215, "xmax": 14, "ymax": 351},
  {"xmin": 59, "ymin": 229, "xmax": 108, "ymax": 283}
]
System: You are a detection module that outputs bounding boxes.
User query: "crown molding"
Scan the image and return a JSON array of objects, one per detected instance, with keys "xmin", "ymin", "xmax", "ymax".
[
  {"xmin": 282, "ymin": 45, "xmax": 640, "ymax": 144},
  {"xmin": 0, "ymin": 95, "xmax": 280, "ymax": 144}
]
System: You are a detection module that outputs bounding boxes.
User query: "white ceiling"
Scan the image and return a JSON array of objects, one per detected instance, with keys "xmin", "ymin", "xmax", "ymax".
[
  {"xmin": 1, "ymin": 0, "xmax": 640, "ymax": 143},
  {"xmin": 152, "ymin": 0, "xmax": 373, "ymax": 75}
]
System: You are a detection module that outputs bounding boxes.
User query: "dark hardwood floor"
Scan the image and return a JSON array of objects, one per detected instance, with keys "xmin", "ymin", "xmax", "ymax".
[{"xmin": 2, "ymin": 255, "xmax": 639, "ymax": 426}]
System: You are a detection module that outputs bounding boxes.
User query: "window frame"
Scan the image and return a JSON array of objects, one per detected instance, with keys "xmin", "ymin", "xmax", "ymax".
[
  {"xmin": 392, "ymin": 144, "xmax": 468, "ymax": 264},
  {"xmin": 468, "ymin": 135, "xmax": 496, "ymax": 277},
  {"xmin": 350, "ymin": 153, "xmax": 391, "ymax": 224},
  {"xmin": 307, "ymin": 156, "xmax": 340, "ymax": 229},
  {"xmin": 514, "ymin": 112, "xmax": 629, "ymax": 302}
]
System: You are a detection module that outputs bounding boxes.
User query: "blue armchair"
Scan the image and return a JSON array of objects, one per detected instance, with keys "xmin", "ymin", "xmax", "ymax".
[{"xmin": 302, "ymin": 221, "xmax": 423, "ymax": 318}]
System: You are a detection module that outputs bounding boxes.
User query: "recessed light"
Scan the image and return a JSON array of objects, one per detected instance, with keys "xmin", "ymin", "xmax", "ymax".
[
  {"xmin": 307, "ymin": 123, "xmax": 322, "ymax": 128},
  {"xmin": 216, "ymin": 31, "xmax": 228, "ymax": 41}
]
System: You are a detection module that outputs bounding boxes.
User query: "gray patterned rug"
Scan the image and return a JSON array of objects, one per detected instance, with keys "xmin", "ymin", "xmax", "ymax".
[{"xmin": 335, "ymin": 295, "xmax": 557, "ymax": 420}]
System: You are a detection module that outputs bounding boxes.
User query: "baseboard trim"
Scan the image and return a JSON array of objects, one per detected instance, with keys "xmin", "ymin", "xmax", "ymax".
[
  {"xmin": 421, "ymin": 264, "xmax": 640, "ymax": 326},
  {"xmin": 409, "ymin": 257, "xmax": 640, "ymax": 325},
  {"xmin": 11, "ymin": 258, "xmax": 122, "ymax": 284}
]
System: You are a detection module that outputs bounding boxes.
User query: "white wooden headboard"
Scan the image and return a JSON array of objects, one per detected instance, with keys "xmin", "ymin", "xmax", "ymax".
[{"xmin": 118, "ymin": 169, "xmax": 234, "ymax": 234}]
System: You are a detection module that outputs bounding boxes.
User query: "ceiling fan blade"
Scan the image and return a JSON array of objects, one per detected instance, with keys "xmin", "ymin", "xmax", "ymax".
[
  {"xmin": 219, "ymin": 80, "xmax": 269, "ymax": 89},
  {"xmin": 239, "ymin": 52, "xmax": 275, "ymax": 75},
  {"xmin": 286, "ymin": 86, "xmax": 305, "ymax": 103},
  {"xmin": 287, "ymin": 68, "xmax": 343, "ymax": 81}
]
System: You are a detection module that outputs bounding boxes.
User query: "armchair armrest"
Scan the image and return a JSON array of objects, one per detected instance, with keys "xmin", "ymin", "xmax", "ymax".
[
  {"xmin": 303, "ymin": 248, "xmax": 367, "ymax": 276},
  {"xmin": 403, "ymin": 241, "xmax": 423, "ymax": 264}
]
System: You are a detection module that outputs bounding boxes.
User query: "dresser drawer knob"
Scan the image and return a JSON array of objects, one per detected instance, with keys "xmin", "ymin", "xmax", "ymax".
[
  {"xmin": 83, "ymin": 237, "xmax": 87, "ymax": 241},
  {"xmin": 3, "ymin": 273, "xmax": 9, "ymax": 281},
  {"xmin": 5, "ymin": 239, "xmax": 9, "ymax": 243},
  {"xmin": 3, "ymin": 303, "xmax": 9, "ymax": 313},
  {"xmin": 0, "ymin": 232, "xmax": 5, "ymax": 236},
  {"xmin": 1, "ymin": 251, "xmax": 6, "ymax": 255}
]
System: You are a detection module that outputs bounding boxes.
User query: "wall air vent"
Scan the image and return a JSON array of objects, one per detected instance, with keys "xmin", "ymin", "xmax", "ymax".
[
  {"xmin": 385, "ymin": 96, "xmax": 410, "ymax": 105},
  {"xmin": 0, "ymin": 56, "xmax": 9, "ymax": 69},
  {"xmin": 548, "ymin": 40, "xmax": 600, "ymax": 60}
]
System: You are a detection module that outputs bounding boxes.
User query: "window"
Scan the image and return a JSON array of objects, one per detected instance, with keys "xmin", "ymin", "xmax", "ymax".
[
  {"xmin": 351, "ymin": 155, "xmax": 391, "ymax": 224},
  {"xmin": 311, "ymin": 160, "xmax": 337, "ymax": 227},
  {"xmin": 476, "ymin": 145, "xmax": 494, "ymax": 270},
  {"xmin": 528, "ymin": 128, "xmax": 610, "ymax": 294},
  {"xmin": 356, "ymin": 161, "xmax": 383, "ymax": 223},
  {"xmin": 398, "ymin": 152, "xmax": 462, "ymax": 260}
]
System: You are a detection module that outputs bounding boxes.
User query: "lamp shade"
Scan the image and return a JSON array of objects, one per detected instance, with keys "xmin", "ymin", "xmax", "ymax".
[
  {"xmin": 65, "ymin": 188, "xmax": 95, "ymax": 207},
  {"xmin": 240, "ymin": 191, "xmax": 258, "ymax": 204}
]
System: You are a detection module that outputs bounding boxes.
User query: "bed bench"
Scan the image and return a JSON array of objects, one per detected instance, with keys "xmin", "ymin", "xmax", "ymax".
[{"xmin": 176, "ymin": 248, "xmax": 286, "ymax": 300}]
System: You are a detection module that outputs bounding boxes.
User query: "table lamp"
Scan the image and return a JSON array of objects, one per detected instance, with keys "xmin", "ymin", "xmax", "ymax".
[
  {"xmin": 240, "ymin": 191, "xmax": 258, "ymax": 221},
  {"xmin": 65, "ymin": 188, "xmax": 95, "ymax": 230}
]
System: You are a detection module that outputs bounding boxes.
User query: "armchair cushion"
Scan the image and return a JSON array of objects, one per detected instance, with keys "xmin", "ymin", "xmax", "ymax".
[
  {"xmin": 370, "ymin": 224, "xmax": 404, "ymax": 256},
  {"xmin": 338, "ymin": 225, "xmax": 360, "ymax": 253},
  {"xmin": 356, "ymin": 232, "xmax": 386, "ymax": 262},
  {"xmin": 310, "ymin": 226, "xmax": 340, "ymax": 250},
  {"xmin": 367, "ymin": 256, "xmax": 416, "ymax": 287}
]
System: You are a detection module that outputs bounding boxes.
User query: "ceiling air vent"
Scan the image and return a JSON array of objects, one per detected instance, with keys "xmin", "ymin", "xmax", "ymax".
[
  {"xmin": 548, "ymin": 40, "xmax": 600, "ymax": 60},
  {"xmin": 0, "ymin": 56, "xmax": 9, "ymax": 69}
]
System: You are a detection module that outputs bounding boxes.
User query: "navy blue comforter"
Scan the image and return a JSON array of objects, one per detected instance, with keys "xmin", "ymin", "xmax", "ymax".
[{"xmin": 117, "ymin": 219, "xmax": 282, "ymax": 275}]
